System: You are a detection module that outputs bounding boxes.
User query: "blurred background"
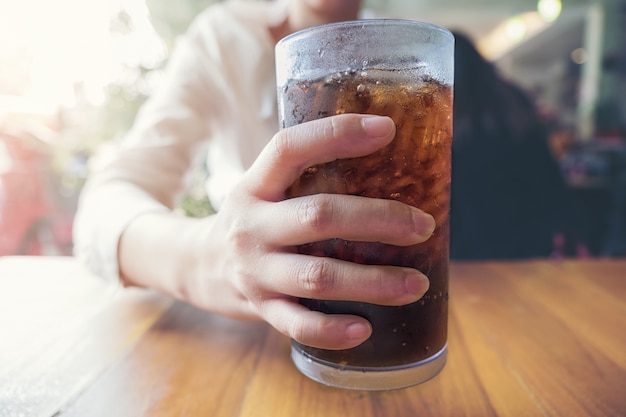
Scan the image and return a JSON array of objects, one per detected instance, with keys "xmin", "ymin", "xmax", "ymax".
[{"xmin": 1, "ymin": 0, "xmax": 625, "ymax": 257}]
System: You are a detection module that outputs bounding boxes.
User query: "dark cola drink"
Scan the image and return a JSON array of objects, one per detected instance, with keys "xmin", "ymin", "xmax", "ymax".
[{"xmin": 282, "ymin": 69, "xmax": 453, "ymax": 368}]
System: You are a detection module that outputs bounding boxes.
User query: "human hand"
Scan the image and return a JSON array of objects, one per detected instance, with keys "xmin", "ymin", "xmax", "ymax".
[{"xmin": 189, "ymin": 114, "xmax": 435, "ymax": 350}]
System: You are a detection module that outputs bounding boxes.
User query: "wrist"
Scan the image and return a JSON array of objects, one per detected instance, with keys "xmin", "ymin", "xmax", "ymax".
[{"xmin": 118, "ymin": 211, "xmax": 208, "ymax": 302}]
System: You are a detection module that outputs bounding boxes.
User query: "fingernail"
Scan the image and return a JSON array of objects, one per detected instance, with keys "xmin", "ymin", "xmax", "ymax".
[
  {"xmin": 362, "ymin": 116, "xmax": 394, "ymax": 138},
  {"xmin": 414, "ymin": 209, "xmax": 436, "ymax": 238},
  {"xmin": 405, "ymin": 272, "xmax": 429, "ymax": 297},
  {"xmin": 346, "ymin": 322, "xmax": 372, "ymax": 340}
]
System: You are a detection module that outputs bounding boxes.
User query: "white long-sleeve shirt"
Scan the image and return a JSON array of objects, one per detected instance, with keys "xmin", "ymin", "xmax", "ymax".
[{"xmin": 73, "ymin": 1, "xmax": 281, "ymax": 282}]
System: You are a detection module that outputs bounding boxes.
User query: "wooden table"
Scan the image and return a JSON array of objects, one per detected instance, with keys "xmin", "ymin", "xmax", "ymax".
[{"xmin": 1, "ymin": 256, "xmax": 625, "ymax": 417}]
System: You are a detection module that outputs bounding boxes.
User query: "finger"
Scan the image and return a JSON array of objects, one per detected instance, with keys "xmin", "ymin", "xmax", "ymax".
[
  {"xmin": 255, "ymin": 194, "xmax": 435, "ymax": 247},
  {"xmin": 245, "ymin": 114, "xmax": 395, "ymax": 200},
  {"xmin": 260, "ymin": 297, "xmax": 373, "ymax": 350},
  {"xmin": 252, "ymin": 252, "xmax": 429, "ymax": 306}
]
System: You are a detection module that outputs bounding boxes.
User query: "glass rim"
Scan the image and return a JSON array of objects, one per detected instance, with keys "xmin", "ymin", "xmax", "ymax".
[{"xmin": 276, "ymin": 18, "xmax": 454, "ymax": 48}]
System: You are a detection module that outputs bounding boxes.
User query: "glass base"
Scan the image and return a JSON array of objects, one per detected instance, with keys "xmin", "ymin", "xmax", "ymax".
[{"xmin": 291, "ymin": 342, "xmax": 447, "ymax": 391}]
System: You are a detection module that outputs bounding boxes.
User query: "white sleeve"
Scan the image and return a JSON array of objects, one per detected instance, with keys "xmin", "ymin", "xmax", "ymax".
[{"xmin": 73, "ymin": 12, "xmax": 221, "ymax": 283}]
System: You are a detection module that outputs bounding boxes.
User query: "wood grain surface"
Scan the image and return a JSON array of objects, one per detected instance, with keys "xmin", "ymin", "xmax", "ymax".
[{"xmin": 1, "ymin": 257, "xmax": 624, "ymax": 417}]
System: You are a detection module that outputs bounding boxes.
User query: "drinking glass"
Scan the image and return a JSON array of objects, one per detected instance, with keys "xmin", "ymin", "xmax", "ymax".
[{"xmin": 275, "ymin": 19, "xmax": 454, "ymax": 391}]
